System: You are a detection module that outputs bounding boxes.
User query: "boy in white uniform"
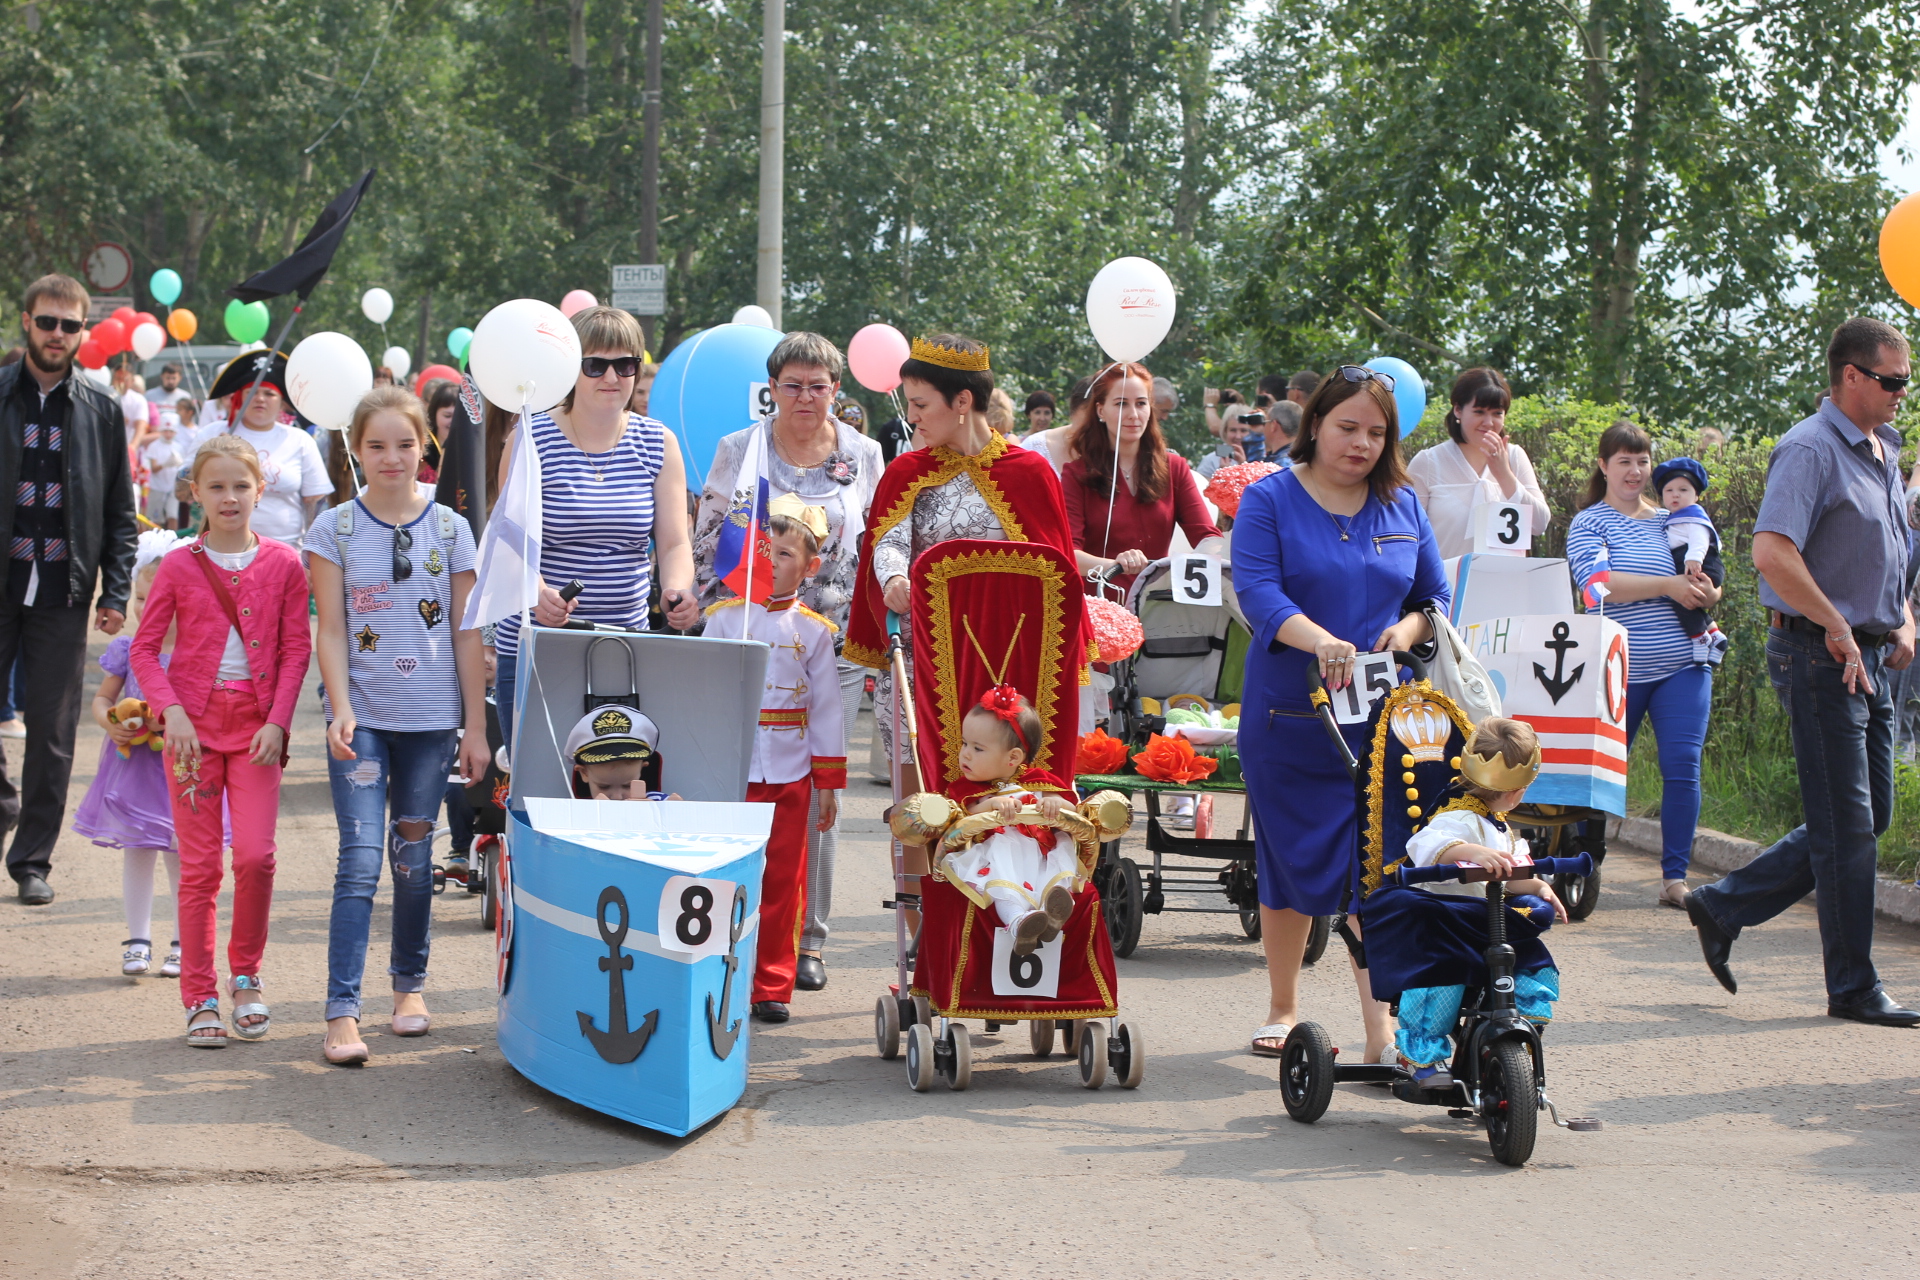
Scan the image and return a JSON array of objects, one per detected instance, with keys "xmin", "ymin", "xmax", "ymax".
[{"xmin": 701, "ymin": 495, "xmax": 846, "ymax": 1023}]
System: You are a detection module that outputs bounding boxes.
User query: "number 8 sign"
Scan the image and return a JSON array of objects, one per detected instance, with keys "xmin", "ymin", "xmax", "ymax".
[{"xmin": 658, "ymin": 875, "xmax": 739, "ymax": 960}]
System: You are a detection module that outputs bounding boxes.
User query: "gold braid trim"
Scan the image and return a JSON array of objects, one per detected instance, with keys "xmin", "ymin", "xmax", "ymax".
[
  {"xmin": 1362, "ymin": 679, "xmax": 1473, "ymax": 898},
  {"xmin": 866, "ymin": 432, "xmax": 1021, "ymax": 549},
  {"xmin": 703, "ymin": 597, "xmax": 746, "ymax": 617},
  {"xmin": 794, "ymin": 602, "xmax": 840, "ymax": 634},
  {"xmin": 924, "ymin": 900, "xmax": 1119, "ymax": 1020},
  {"xmin": 843, "ymin": 637, "xmax": 888, "ymax": 670}
]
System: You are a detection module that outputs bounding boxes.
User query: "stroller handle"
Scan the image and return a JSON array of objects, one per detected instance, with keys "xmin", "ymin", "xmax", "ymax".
[
  {"xmin": 1309, "ymin": 650, "xmax": 1429, "ymax": 782},
  {"xmin": 1393, "ymin": 853, "xmax": 1595, "ymax": 886}
]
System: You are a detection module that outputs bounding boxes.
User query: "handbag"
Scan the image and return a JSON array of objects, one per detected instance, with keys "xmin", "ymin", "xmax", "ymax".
[
  {"xmin": 1421, "ymin": 604, "xmax": 1502, "ymax": 726},
  {"xmin": 189, "ymin": 541, "xmax": 292, "ymax": 768}
]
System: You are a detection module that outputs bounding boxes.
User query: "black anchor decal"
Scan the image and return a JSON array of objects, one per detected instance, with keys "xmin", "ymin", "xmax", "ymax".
[
  {"xmin": 577, "ymin": 885, "xmax": 659, "ymax": 1064},
  {"xmin": 1532, "ymin": 620, "xmax": 1586, "ymax": 704},
  {"xmin": 706, "ymin": 883, "xmax": 750, "ymax": 1060}
]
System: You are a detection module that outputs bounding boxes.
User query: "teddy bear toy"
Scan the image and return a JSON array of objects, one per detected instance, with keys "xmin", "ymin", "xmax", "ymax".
[{"xmin": 107, "ymin": 697, "xmax": 164, "ymax": 759}]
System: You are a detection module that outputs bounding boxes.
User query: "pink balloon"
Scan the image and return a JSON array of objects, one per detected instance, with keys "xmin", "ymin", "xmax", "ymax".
[
  {"xmin": 560, "ymin": 289, "xmax": 597, "ymax": 318},
  {"xmin": 847, "ymin": 323, "xmax": 910, "ymax": 393}
]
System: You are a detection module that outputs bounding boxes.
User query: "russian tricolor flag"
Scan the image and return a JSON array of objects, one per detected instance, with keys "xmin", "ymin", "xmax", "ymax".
[
  {"xmin": 1582, "ymin": 542, "xmax": 1611, "ymax": 609},
  {"xmin": 714, "ymin": 427, "xmax": 775, "ymax": 604}
]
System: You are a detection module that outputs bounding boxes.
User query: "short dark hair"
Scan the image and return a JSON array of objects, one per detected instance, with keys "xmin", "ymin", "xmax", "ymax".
[
  {"xmin": 1022, "ymin": 390, "xmax": 1055, "ymax": 414},
  {"xmin": 24, "ymin": 273, "xmax": 88, "ymax": 317},
  {"xmin": 161, "ymin": 362, "xmax": 183, "ymax": 375},
  {"xmin": 1827, "ymin": 317, "xmax": 1910, "ymax": 388},
  {"xmin": 767, "ymin": 331, "xmax": 845, "ymax": 383},
  {"xmin": 766, "ymin": 511, "xmax": 820, "ymax": 559},
  {"xmin": 1444, "ymin": 367, "xmax": 1512, "ymax": 443},
  {"xmin": 1288, "ymin": 369, "xmax": 1322, "ymax": 395},
  {"xmin": 1582, "ymin": 420, "xmax": 1654, "ymax": 508},
  {"xmin": 898, "ymin": 333, "xmax": 993, "ymax": 416},
  {"xmin": 1288, "ymin": 375, "xmax": 1408, "ymax": 502},
  {"xmin": 1256, "ymin": 374, "xmax": 1288, "ymax": 400}
]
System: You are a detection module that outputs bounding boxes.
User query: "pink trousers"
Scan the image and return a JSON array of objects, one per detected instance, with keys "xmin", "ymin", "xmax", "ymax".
[{"xmin": 170, "ymin": 684, "xmax": 283, "ymax": 1009}]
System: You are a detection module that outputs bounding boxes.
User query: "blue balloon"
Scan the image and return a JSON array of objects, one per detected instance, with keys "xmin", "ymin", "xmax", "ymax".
[
  {"xmin": 1364, "ymin": 356, "xmax": 1426, "ymax": 436},
  {"xmin": 652, "ymin": 323, "xmax": 784, "ymax": 492},
  {"xmin": 149, "ymin": 268, "xmax": 182, "ymax": 307}
]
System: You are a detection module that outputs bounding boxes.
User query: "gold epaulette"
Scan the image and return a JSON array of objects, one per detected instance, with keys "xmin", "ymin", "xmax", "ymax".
[
  {"xmin": 703, "ymin": 597, "xmax": 747, "ymax": 616},
  {"xmin": 795, "ymin": 602, "xmax": 840, "ymax": 633}
]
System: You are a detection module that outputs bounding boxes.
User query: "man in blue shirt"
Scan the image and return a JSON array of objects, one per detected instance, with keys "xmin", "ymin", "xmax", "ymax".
[{"xmin": 1686, "ymin": 317, "xmax": 1918, "ymax": 1027}]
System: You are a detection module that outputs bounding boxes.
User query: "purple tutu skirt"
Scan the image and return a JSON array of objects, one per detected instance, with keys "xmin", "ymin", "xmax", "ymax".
[{"xmin": 71, "ymin": 735, "xmax": 176, "ymax": 851}]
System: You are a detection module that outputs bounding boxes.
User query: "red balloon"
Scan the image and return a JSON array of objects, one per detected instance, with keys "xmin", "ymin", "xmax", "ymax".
[
  {"xmin": 414, "ymin": 363, "xmax": 462, "ymax": 395},
  {"xmin": 135, "ymin": 311, "xmax": 159, "ymax": 330},
  {"xmin": 76, "ymin": 339, "xmax": 108, "ymax": 370},
  {"xmin": 111, "ymin": 306, "xmax": 138, "ymax": 328},
  {"xmin": 92, "ymin": 318, "xmax": 128, "ymax": 355}
]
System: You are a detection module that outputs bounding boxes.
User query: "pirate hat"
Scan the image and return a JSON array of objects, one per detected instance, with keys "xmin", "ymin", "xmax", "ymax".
[{"xmin": 207, "ymin": 349, "xmax": 289, "ymax": 401}]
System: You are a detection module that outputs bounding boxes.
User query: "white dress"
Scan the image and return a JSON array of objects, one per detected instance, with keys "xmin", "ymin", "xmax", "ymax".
[
  {"xmin": 940, "ymin": 779, "xmax": 1083, "ymax": 927},
  {"xmin": 1406, "ymin": 440, "xmax": 1550, "ymax": 560},
  {"xmin": 1404, "ymin": 806, "xmax": 1531, "ymax": 900}
]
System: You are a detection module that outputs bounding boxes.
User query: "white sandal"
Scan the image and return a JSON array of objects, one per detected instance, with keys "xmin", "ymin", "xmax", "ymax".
[
  {"xmin": 159, "ymin": 944, "xmax": 182, "ymax": 978},
  {"xmin": 229, "ymin": 974, "xmax": 270, "ymax": 1040},
  {"xmin": 1250, "ymin": 1022, "xmax": 1293, "ymax": 1058},
  {"xmin": 121, "ymin": 939, "xmax": 153, "ymax": 976},
  {"xmin": 185, "ymin": 998, "xmax": 227, "ymax": 1048}
]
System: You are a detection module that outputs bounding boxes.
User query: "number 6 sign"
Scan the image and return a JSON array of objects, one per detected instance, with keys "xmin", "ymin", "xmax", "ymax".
[
  {"xmin": 990, "ymin": 927, "xmax": 1063, "ymax": 998},
  {"xmin": 658, "ymin": 875, "xmax": 739, "ymax": 960}
]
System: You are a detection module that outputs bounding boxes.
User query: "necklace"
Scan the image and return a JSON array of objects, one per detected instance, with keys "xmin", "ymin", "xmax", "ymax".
[{"xmin": 1297, "ymin": 467, "xmax": 1360, "ymax": 541}]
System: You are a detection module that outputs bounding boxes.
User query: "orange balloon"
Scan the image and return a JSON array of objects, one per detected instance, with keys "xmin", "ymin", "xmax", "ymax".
[
  {"xmin": 1880, "ymin": 192, "xmax": 1920, "ymax": 309},
  {"xmin": 166, "ymin": 308, "xmax": 197, "ymax": 342}
]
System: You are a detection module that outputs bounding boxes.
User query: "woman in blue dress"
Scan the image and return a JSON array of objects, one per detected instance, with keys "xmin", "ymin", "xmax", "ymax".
[{"xmin": 1233, "ymin": 367, "xmax": 1450, "ymax": 1061}]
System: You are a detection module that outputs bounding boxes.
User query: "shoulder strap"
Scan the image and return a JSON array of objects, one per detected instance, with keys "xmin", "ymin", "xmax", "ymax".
[
  {"xmin": 436, "ymin": 503, "xmax": 457, "ymax": 541},
  {"xmin": 334, "ymin": 500, "xmax": 355, "ymax": 539},
  {"xmin": 189, "ymin": 543, "xmax": 247, "ymax": 638}
]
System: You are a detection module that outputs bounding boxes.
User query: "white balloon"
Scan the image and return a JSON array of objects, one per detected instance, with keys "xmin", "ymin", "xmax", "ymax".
[
  {"xmin": 731, "ymin": 304, "xmax": 776, "ymax": 329},
  {"xmin": 381, "ymin": 345, "xmax": 412, "ymax": 380},
  {"xmin": 130, "ymin": 322, "xmax": 166, "ymax": 361},
  {"xmin": 286, "ymin": 331, "xmax": 374, "ymax": 429},
  {"xmin": 361, "ymin": 287, "xmax": 394, "ymax": 325},
  {"xmin": 468, "ymin": 298, "xmax": 582, "ymax": 412},
  {"xmin": 81, "ymin": 364, "xmax": 112, "ymax": 389},
  {"xmin": 1084, "ymin": 256, "xmax": 1177, "ymax": 363}
]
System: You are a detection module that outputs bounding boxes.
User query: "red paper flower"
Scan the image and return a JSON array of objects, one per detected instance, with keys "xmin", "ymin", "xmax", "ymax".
[
  {"xmin": 1204, "ymin": 461, "xmax": 1282, "ymax": 518},
  {"xmin": 1131, "ymin": 732, "xmax": 1220, "ymax": 784},
  {"xmin": 1085, "ymin": 597, "xmax": 1144, "ymax": 664},
  {"xmin": 1076, "ymin": 727, "xmax": 1129, "ymax": 776}
]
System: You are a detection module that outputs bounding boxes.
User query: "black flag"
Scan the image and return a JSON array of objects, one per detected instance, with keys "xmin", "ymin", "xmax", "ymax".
[{"xmin": 228, "ymin": 168, "xmax": 376, "ymax": 303}]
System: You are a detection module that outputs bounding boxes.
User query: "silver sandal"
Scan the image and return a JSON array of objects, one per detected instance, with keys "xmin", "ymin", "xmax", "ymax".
[
  {"xmin": 121, "ymin": 939, "xmax": 153, "ymax": 976},
  {"xmin": 229, "ymin": 974, "xmax": 270, "ymax": 1040},
  {"xmin": 159, "ymin": 944, "xmax": 182, "ymax": 978},
  {"xmin": 185, "ymin": 997, "xmax": 227, "ymax": 1048}
]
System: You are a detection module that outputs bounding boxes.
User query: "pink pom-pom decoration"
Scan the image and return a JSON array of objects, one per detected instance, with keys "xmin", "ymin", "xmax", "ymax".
[
  {"xmin": 1203, "ymin": 461, "xmax": 1282, "ymax": 518},
  {"xmin": 1085, "ymin": 596, "xmax": 1144, "ymax": 665}
]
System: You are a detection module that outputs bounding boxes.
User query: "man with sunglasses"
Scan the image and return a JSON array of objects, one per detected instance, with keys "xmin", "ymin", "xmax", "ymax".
[
  {"xmin": 0, "ymin": 274, "xmax": 139, "ymax": 905},
  {"xmin": 1686, "ymin": 316, "xmax": 1919, "ymax": 1027}
]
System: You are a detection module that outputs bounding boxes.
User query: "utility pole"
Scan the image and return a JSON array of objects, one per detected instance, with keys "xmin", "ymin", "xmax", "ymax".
[
  {"xmin": 756, "ymin": 0, "xmax": 784, "ymax": 326},
  {"xmin": 639, "ymin": 0, "xmax": 664, "ymax": 355}
]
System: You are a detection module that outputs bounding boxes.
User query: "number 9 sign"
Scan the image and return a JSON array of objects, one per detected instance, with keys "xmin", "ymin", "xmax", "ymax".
[
  {"xmin": 748, "ymin": 381, "xmax": 773, "ymax": 420},
  {"xmin": 658, "ymin": 875, "xmax": 739, "ymax": 960}
]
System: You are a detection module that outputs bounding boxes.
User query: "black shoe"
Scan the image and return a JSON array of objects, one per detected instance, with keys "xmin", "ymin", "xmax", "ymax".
[
  {"xmin": 1684, "ymin": 894, "xmax": 1737, "ymax": 993},
  {"xmin": 15, "ymin": 874, "xmax": 52, "ymax": 906},
  {"xmin": 795, "ymin": 955, "xmax": 826, "ymax": 991},
  {"xmin": 1828, "ymin": 991, "xmax": 1920, "ymax": 1027},
  {"xmin": 751, "ymin": 1001, "xmax": 789, "ymax": 1023}
]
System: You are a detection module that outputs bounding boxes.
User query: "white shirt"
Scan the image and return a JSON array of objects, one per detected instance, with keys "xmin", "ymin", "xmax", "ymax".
[
  {"xmin": 1406, "ymin": 439, "xmax": 1551, "ymax": 560},
  {"xmin": 1404, "ymin": 806, "xmax": 1530, "ymax": 899},
  {"xmin": 205, "ymin": 544, "xmax": 259, "ymax": 680},
  {"xmin": 193, "ymin": 421, "xmax": 332, "ymax": 543},
  {"xmin": 120, "ymin": 390, "xmax": 151, "ymax": 437},
  {"xmin": 701, "ymin": 596, "xmax": 846, "ymax": 787},
  {"xmin": 146, "ymin": 386, "xmax": 190, "ymax": 408}
]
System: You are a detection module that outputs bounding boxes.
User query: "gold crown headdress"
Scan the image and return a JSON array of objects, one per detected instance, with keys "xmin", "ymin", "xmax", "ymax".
[
  {"xmin": 910, "ymin": 336, "xmax": 991, "ymax": 372},
  {"xmin": 1459, "ymin": 742, "xmax": 1542, "ymax": 793},
  {"xmin": 766, "ymin": 492, "xmax": 830, "ymax": 541}
]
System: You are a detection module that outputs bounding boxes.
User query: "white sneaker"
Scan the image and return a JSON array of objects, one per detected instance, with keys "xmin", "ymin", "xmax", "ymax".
[
  {"xmin": 0, "ymin": 719, "xmax": 23, "ymax": 740},
  {"xmin": 121, "ymin": 941, "xmax": 152, "ymax": 976}
]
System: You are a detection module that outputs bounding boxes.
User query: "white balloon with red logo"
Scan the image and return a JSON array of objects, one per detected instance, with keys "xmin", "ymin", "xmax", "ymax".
[
  {"xmin": 468, "ymin": 298, "xmax": 582, "ymax": 413},
  {"xmin": 1084, "ymin": 256, "xmax": 1176, "ymax": 363},
  {"xmin": 286, "ymin": 331, "xmax": 373, "ymax": 429}
]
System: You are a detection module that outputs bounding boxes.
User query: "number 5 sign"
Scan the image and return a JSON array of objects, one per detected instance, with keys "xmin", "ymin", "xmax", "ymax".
[
  {"xmin": 1172, "ymin": 553, "xmax": 1222, "ymax": 607},
  {"xmin": 1473, "ymin": 501, "xmax": 1532, "ymax": 556},
  {"xmin": 658, "ymin": 875, "xmax": 739, "ymax": 960}
]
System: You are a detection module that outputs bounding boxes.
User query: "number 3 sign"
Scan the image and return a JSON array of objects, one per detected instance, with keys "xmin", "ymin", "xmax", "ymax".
[
  {"xmin": 1473, "ymin": 501, "xmax": 1531, "ymax": 556},
  {"xmin": 658, "ymin": 875, "xmax": 739, "ymax": 960}
]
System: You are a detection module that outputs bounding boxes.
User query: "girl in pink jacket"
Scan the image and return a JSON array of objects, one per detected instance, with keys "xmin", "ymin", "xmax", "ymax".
[{"xmin": 131, "ymin": 434, "xmax": 312, "ymax": 1047}]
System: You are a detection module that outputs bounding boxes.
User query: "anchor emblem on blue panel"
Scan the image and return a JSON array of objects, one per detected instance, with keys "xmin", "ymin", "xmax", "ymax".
[
  {"xmin": 578, "ymin": 885, "xmax": 659, "ymax": 1064},
  {"xmin": 706, "ymin": 883, "xmax": 749, "ymax": 1059}
]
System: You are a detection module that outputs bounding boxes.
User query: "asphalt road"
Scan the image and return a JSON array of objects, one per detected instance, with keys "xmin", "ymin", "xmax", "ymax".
[{"xmin": 3, "ymin": 652, "xmax": 1918, "ymax": 1278}]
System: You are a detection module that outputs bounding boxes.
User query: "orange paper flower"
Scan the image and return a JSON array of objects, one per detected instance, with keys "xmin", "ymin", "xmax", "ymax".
[
  {"xmin": 1076, "ymin": 727, "xmax": 1129, "ymax": 776},
  {"xmin": 1085, "ymin": 597, "xmax": 1144, "ymax": 664},
  {"xmin": 1204, "ymin": 461, "xmax": 1281, "ymax": 518},
  {"xmin": 1131, "ymin": 732, "xmax": 1220, "ymax": 784}
]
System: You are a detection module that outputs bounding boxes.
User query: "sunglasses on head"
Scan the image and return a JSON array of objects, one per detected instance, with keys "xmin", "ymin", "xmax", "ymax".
[
  {"xmin": 31, "ymin": 315, "xmax": 84, "ymax": 334},
  {"xmin": 581, "ymin": 355, "xmax": 640, "ymax": 379},
  {"xmin": 1334, "ymin": 364, "xmax": 1396, "ymax": 392},
  {"xmin": 1847, "ymin": 361, "xmax": 1911, "ymax": 394}
]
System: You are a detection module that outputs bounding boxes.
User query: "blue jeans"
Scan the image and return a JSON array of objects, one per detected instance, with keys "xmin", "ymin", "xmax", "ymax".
[
  {"xmin": 1624, "ymin": 665, "xmax": 1713, "ymax": 880},
  {"xmin": 1691, "ymin": 628, "xmax": 1892, "ymax": 1007},
  {"xmin": 325, "ymin": 726, "xmax": 458, "ymax": 1021}
]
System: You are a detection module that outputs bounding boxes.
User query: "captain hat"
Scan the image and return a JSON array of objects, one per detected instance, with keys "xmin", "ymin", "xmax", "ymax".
[{"xmin": 565, "ymin": 705, "xmax": 660, "ymax": 765}]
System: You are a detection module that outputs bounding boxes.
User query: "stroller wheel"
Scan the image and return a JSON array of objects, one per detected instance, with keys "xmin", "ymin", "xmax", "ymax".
[
  {"xmin": 1555, "ymin": 864, "xmax": 1602, "ymax": 922},
  {"xmin": 905, "ymin": 1024, "xmax": 935, "ymax": 1092},
  {"xmin": 912, "ymin": 994, "xmax": 932, "ymax": 1028},
  {"xmin": 430, "ymin": 864, "xmax": 447, "ymax": 895},
  {"xmin": 1482, "ymin": 1039, "xmax": 1539, "ymax": 1167},
  {"xmin": 1278, "ymin": 1022, "xmax": 1336, "ymax": 1123},
  {"xmin": 1239, "ymin": 908, "xmax": 1263, "ymax": 941},
  {"xmin": 1060, "ymin": 1018, "xmax": 1085, "ymax": 1059},
  {"xmin": 1105, "ymin": 857, "xmax": 1144, "ymax": 959},
  {"xmin": 1301, "ymin": 914, "xmax": 1332, "ymax": 964},
  {"xmin": 1078, "ymin": 1020, "xmax": 1109, "ymax": 1088},
  {"xmin": 1028, "ymin": 1018, "xmax": 1057, "ymax": 1058},
  {"xmin": 874, "ymin": 994, "xmax": 901, "ymax": 1060},
  {"xmin": 1110, "ymin": 1019, "xmax": 1145, "ymax": 1089},
  {"xmin": 944, "ymin": 1024, "xmax": 972, "ymax": 1091},
  {"xmin": 479, "ymin": 844, "xmax": 499, "ymax": 931}
]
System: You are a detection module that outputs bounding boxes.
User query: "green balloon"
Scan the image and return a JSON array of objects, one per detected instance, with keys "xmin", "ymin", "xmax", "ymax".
[
  {"xmin": 224, "ymin": 299, "xmax": 270, "ymax": 344},
  {"xmin": 447, "ymin": 326, "xmax": 474, "ymax": 361},
  {"xmin": 149, "ymin": 268, "xmax": 182, "ymax": 307}
]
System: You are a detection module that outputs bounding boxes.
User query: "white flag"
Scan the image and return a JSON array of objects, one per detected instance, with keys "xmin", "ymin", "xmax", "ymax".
[{"xmin": 460, "ymin": 407, "xmax": 543, "ymax": 630}]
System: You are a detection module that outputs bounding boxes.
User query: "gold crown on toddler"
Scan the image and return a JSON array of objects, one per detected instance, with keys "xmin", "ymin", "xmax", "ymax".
[
  {"xmin": 910, "ymin": 336, "xmax": 991, "ymax": 372},
  {"xmin": 766, "ymin": 492, "xmax": 829, "ymax": 541},
  {"xmin": 1459, "ymin": 742, "xmax": 1542, "ymax": 793}
]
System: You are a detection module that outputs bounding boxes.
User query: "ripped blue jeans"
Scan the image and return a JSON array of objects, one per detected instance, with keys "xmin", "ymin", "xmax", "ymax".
[{"xmin": 326, "ymin": 727, "xmax": 458, "ymax": 1021}]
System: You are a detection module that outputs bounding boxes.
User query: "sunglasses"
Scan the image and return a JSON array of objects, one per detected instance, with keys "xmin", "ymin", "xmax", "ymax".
[
  {"xmin": 581, "ymin": 355, "xmax": 640, "ymax": 379},
  {"xmin": 1847, "ymin": 361, "xmax": 1911, "ymax": 394},
  {"xmin": 392, "ymin": 525, "xmax": 413, "ymax": 583},
  {"xmin": 777, "ymin": 381, "xmax": 836, "ymax": 401},
  {"xmin": 31, "ymin": 315, "xmax": 84, "ymax": 334},
  {"xmin": 1335, "ymin": 364, "xmax": 1396, "ymax": 392}
]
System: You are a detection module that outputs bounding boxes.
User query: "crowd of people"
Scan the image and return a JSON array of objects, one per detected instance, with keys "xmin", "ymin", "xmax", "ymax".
[{"xmin": 4, "ymin": 267, "xmax": 1917, "ymax": 1070}]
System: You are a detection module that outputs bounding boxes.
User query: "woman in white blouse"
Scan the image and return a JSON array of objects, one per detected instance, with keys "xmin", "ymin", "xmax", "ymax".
[{"xmin": 1406, "ymin": 367, "xmax": 1550, "ymax": 559}]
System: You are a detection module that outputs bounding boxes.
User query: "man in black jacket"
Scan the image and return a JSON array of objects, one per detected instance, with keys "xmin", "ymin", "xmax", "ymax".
[{"xmin": 2, "ymin": 274, "xmax": 139, "ymax": 905}]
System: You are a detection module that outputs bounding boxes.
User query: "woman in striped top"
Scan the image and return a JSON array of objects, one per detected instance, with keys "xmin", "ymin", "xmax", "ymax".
[
  {"xmin": 1565, "ymin": 421, "xmax": 1723, "ymax": 907},
  {"xmin": 491, "ymin": 307, "xmax": 699, "ymax": 749}
]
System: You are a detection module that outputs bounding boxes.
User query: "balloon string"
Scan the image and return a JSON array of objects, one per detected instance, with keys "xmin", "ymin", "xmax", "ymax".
[{"xmin": 1094, "ymin": 359, "xmax": 1123, "ymax": 559}]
